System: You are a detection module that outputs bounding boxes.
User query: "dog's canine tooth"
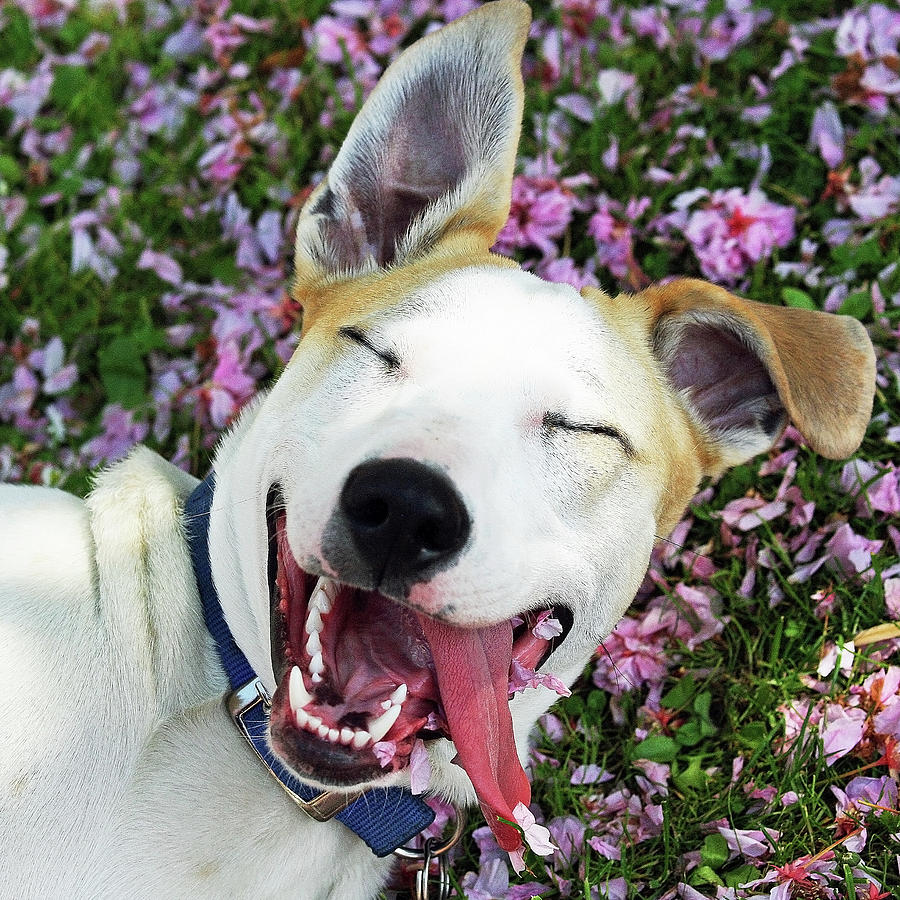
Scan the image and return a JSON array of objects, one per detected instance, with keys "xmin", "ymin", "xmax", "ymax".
[
  {"xmin": 305, "ymin": 629, "xmax": 322, "ymax": 656},
  {"xmin": 351, "ymin": 730, "xmax": 371, "ymax": 750},
  {"xmin": 366, "ymin": 704, "xmax": 402, "ymax": 743},
  {"xmin": 289, "ymin": 665, "xmax": 314, "ymax": 713},
  {"xmin": 339, "ymin": 728, "xmax": 354, "ymax": 745},
  {"xmin": 389, "ymin": 683, "xmax": 408, "ymax": 705},
  {"xmin": 309, "ymin": 652, "xmax": 325, "ymax": 676}
]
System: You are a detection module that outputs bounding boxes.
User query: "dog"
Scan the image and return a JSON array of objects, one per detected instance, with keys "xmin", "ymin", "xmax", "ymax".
[{"xmin": 0, "ymin": 2, "xmax": 876, "ymax": 897}]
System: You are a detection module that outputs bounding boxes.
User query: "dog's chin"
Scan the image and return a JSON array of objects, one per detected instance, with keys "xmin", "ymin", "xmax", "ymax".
[{"xmin": 264, "ymin": 488, "xmax": 572, "ymax": 791}]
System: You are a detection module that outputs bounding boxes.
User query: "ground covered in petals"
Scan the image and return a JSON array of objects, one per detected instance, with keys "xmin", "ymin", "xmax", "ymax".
[{"xmin": 2, "ymin": 0, "xmax": 899, "ymax": 897}]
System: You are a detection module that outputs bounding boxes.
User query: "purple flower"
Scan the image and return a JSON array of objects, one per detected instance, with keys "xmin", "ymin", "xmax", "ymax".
[
  {"xmin": 80, "ymin": 404, "xmax": 149, "ymax": 467},
  {"xmin": 826, "ymin": 523, "xmax": 884, "ymax": 580},
  {"xmin": 716, "ymin": 824, "xmax": 778, "ymax": 859},
  {"xmin": 596, "ymin": 69, "xmax": 638, "ymax": 114},
  {"xmin": 820, "ymin": 704, "xmax": 867, "ymax": 761},
  {"xmin": 696, "ymin": 0, "xmax": 770, "ymax": 62},
  {"xmin": 844, "ymin": 157, "xmax": 900, "ymax": 222},
  {"xmin": 840, "ymin": 459, "xmax": 900, "ymax": 517},
  {"xmin": 508, "ymin": 659, "xmax": 571, "ymax": 698},
  {"xmin": 570, "ymin": 764, "xmax": 605, "ymax": 785},
  {"xmin": 408, "ymin": 738, "xmax": 430, "ymax": 794},
  {"xmin": 494, "ymin": 175, "xmax": 582, "ymax": 259},
  {"xmin": 676, "ymin": 187, "xmax": 795, "ymax": 285},
  {"xmin": 204, "ymin": 340, "xmax": 257, "ymax": 429},
  {"xmin": 137, "ymin": 249, "xmax": 183, "ymax": 287},
  {"xmin": 810, "ymin": 101, "xmax": 844, "ymax": 169}
]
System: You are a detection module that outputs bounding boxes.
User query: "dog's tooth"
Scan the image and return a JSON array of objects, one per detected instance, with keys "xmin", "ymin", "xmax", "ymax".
[
  {"xmin": 295, "ymin": 708, "xmax": 308, "ymax": 728},
  {"xmin": 328, "ymin": 728, "xmax": 340, "ymax": 743},
  {"xmin": 289, "ymin": 665, "xmax": 314, "ymax": 713},
  {"xmin": 320, "ymin": 578, "xmax": 338, "ymax": 601},
  {"xmin": 367, "ymin": 704, "xmax": 402, "ymax": 743},
  {"xmin": 340, "ymin": 727, "xmax": 354, "ymax": 745},
  {"xmin": 389, "ymin": 683, "xmax": 408, "ymax": 705},
  {"xmin": 309, "ymin": 652, "xmax": 325, "ymax": 676},
  {"xmin": 311, "ymin": 673, "xmax": 323, "ymax": 684},
  {"xmin": 306, "ymin": 607, "xmax": 323, "ymax": 634},
  {"xmin": 317, "ymin": 723, "xmax": 330, "ymax": 739},
  {"xmin": 309, "ymin": 587, "xmax": 330, "ymax": 614},
  {"xmin": 351, "ymin": 730, "xmax": 371, "ymax": 750},
  {"xmin": 305, "ymin": 630, "xmax": 322, "ymax": 656},
  {"xmin": 306, "ymin": 714, "xmax": 322, "ymax": 730},
  {"xmin": 380, "ymin": 699, "xmax": 392, "ymax": 711}
]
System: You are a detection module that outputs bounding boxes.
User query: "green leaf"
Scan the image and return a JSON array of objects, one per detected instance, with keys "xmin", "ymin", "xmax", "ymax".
[
  {"xmin": 97, "ymin": 328, "xmax": 163, "ymax": 409},
  {"xmin": 675, "ymin": 720, "xmax": 703, "ymax": 747},
  {"xmin": 50, "ymin": 66, "xmax": 90, "ymax": 111},
  {"xmin": 673, "ymin": 755, "xmax": 707, "ymax": 791},
  {"xmin": 781, "ymin": 286, "xmax": 816, "ymax": 310},
  {"xmin": 701, "ymin": 833, "xmax": 730, "ymax": 870},
  {"xmin": 691, "ymin": 865, "xmax": 724, "ymax": 887},
  {"xmin": 725, "ymin": 865, "xmax": 760, "ymax": 888},
  {"xmin": 738, "ymin": 721, "xmax": 768, "ymax": 750},
  {"xmin": 838, "ymin": 290, "xmax": 872, "ymax": 321},
  {"xmin": 0, "ymin": 155, "xmax": 21, "ymax": 185},
  {"xmin": 661, "ymin": 673, "xmax": 696, "ymax": 710},
  {"xmin": 633, "ymin": 735, "xmax": 679, "ymax": 762}
]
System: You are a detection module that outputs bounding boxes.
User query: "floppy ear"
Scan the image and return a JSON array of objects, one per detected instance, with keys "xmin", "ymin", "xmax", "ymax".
[
  {"xmin": 293, "ymin": 0, "xmax": 530, "ymax": 285},
  {"xmin": 642, "ymin": 279, "xmax": 875, "ymax": 469}
]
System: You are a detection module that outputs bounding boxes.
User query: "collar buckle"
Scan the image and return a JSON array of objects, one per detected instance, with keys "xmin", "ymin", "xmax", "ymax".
[{"xmin": 226, "ymin": 678, "xmax": 361, "ymax": 822}]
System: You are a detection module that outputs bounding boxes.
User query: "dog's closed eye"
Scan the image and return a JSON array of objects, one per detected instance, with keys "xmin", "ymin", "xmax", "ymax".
[
  {"xmin": 542, "ymin": 412, "xmax": 635, "ymax": 459},
  {"xmin": 339, "ymin": 325, "xmax": 401, "ymax": 372}
]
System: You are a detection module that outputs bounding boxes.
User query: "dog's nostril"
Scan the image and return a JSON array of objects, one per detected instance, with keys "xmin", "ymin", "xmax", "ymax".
[
  {"xmin": 339, "ymin": 458, "xmax": 471, "ymax": 582},
  {"xmin": 349, "ymin": 497, "xmax": 390, "ymax": 529},
  {"xmin": 415, "ymin": 512, "xmax": 462, "ymax": 556}
]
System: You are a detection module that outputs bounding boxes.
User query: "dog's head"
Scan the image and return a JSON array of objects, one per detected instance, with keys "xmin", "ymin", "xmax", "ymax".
[{"xmin": 208, "ymin": 0, "xmax": 875, "ymax": 854}]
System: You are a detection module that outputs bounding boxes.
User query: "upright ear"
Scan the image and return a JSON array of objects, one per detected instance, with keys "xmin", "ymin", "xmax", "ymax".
[
  {"xmin": 642, "ymin": 279, "xmax": 875, "ymax": 469},
  {"xmin": 293, "ymin": 0, "xmax": 530, "ymax": 285}
]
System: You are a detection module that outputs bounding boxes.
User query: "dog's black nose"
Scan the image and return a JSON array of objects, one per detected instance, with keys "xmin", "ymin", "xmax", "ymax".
[{"xmin": 339, "ymin": 458, "xmax": 470, "ymax": 583}]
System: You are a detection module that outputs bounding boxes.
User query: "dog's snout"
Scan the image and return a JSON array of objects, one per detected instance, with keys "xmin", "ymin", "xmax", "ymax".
[{"xmin": 339, "ymin": 458, "xmax": 470, "ymax": 582}]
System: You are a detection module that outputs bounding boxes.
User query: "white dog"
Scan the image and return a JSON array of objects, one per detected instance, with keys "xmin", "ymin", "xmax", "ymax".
[{"xmin": 0, "ymin": 2, "xmax": 875, "ymax": 898}]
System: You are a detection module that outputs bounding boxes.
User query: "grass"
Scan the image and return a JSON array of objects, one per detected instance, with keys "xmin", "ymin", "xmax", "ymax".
[{"xmin": 1, "ymin": 0, "xmax": 899, "ymax": 896}]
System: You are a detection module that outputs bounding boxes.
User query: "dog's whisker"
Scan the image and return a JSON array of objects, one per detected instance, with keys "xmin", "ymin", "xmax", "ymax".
[
  {"xmin": 181, "ymin": 494, "xmax": 271, "ymax": 524},
  {"xmin": 597, "ymin": 640, "xmax": 635, "ymax": 692},
  {"xmin": 653, "ymin": 534, "xmax": 715, "ymax": 565}
]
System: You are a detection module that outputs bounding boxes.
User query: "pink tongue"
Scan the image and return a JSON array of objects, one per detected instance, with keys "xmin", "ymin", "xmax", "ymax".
[{"xmin": 417, "ymin": 615, "xmax": 530, "ymax": 852}]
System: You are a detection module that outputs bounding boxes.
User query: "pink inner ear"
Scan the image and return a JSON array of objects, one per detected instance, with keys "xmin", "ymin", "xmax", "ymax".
[
  {"xmin": 665, "ymin": 321, "xmax": 786, "ymax": 440},
  {"xmin": 312, "ymin": 83, "xmax": 470, "ymax": 270}
]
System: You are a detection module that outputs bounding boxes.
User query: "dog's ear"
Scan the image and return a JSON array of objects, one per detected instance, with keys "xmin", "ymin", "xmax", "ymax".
[
  {"xmin": 292, "ymin": 0, "xmax": 530, "ymax": 288},
  {"xmin": 639, "ymin": 278, "xmax": 875, "ymax": 471}
]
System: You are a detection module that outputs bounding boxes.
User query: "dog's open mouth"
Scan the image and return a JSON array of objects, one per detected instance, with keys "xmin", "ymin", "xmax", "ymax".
[{"xmin": 265, "ymin": 493, "xmax": 571, "ymax": 851}]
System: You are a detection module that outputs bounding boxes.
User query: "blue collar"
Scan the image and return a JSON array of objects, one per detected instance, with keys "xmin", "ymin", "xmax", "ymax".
[{"xmin": 183, "ymin": 472, "xmax": 434, "ymax": 857}]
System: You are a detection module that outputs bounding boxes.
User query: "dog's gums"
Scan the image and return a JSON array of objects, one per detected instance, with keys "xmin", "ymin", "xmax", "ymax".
[{"xmin": 266, "ymin": 501, "xmax": 570, "ymax": 850}]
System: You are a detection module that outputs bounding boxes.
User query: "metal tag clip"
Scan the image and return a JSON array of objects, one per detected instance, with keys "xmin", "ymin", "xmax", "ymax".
[
  {"xmin": 394, "ymin": 806, "xmax": 467, "ymax": 900},
  {"xmin": 226, "ymin": 678, "xmax": 360, "ymax": 822}
]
